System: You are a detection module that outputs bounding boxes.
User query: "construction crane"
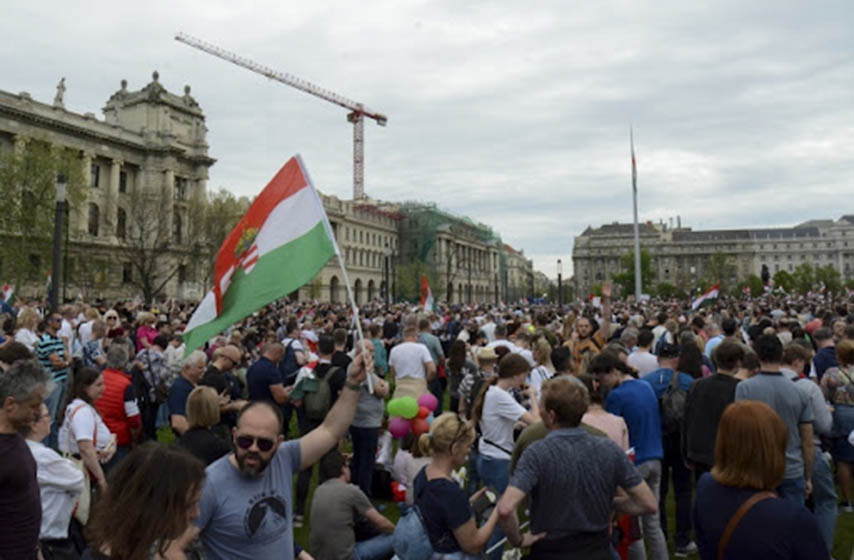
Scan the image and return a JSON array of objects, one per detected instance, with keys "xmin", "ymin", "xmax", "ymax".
[{"xmin": 175, "ymin": 31, "xmax": 387, "ymax": 200}]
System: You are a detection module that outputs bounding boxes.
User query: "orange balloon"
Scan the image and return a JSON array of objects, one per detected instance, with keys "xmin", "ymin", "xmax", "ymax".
[{"xmin": 412, "ymin": 418, "xmax": 430, "ymax": 436}]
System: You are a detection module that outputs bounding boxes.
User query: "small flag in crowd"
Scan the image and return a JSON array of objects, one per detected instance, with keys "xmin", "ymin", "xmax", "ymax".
[
  {"xmin": 2, "ymin": 283, "xmax": 14, "ymax": 304},
  {"xmin": 420, "ymin": 275, "xmax": 435, "ymax": 312},
  {"xmin": 692, "ymin": 284, "xmax": 720, "ymax": 311},
  {"xmin": 183, "ymin": 156, "xmax": 336, "ymax": 354}
]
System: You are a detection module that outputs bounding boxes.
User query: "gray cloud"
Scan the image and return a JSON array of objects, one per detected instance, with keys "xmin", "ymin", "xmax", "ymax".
[{"xmin": 2, "ymin": 0, "xmax": 851, "ymax": 276}]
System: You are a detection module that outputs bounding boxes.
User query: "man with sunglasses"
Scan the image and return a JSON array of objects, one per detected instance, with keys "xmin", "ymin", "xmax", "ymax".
[{"xmin": 171, "ymin": 343, "xmax": 373, "ymax": 560}]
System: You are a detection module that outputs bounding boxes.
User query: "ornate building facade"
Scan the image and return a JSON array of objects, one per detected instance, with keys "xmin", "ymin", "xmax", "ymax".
[{"xmin": 0, "ymin": 73, "xmax": 214, "ymax": 301}]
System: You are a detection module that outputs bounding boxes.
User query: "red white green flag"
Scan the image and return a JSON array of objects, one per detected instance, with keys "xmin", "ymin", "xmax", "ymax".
[
  {"xmin": 420, "ymin": 275, "xmax": 435, "ymax": 312},
  {"xmin": 691, "ymin": 284, "xmax": 719, "ymax": 311},
  {"xmin": 183, "ymin": 156, "xmax": 336, "ymax": 352}
]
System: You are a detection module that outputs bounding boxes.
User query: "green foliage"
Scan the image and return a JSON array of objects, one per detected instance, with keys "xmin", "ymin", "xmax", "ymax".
[
  {"xmin": 792, "ymin": 263, "xmax": 815, "ymax": 295},
  {"xmin": 737, "ymin": 274, "xmax": 764, "ymax": 297},
  {"xmin": 655, "ymin": 282, "xmax": 685, "ymax": 299},
  {"xmin": 815, "ymin": 264, "xmax": 842, "ymax": 294},
  {"xmin": 395, "ymin": 260, "xmax": 434, "ymax": 302},
  {"xmin": 772, "ymin": 269, "xmax": 795, "ymax": 293},
  {"xmin": 612, "ymin": 249, "xmax": 654, "ymax": 296},
  {"xmin": 705, "ymin": 252, "xmax": 737, "ymax": 293},
  {"xmin": 193, "ymin": 188, "xmax": 249, "ymax": 288},
  {"xmin": 0, "ymin": 139, "xmax": 87, "ymax": 289}
]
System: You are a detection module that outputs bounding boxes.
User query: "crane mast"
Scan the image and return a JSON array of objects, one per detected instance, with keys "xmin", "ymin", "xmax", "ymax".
[{"xmin": 175, "ymin": 31, "xmax": 387, "ymax": 199}]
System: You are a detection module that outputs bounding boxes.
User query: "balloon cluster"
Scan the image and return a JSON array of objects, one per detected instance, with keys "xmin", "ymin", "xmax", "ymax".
[{"xmin": 387, "ymin": 393, "xmax": 439, "ymax": 438}]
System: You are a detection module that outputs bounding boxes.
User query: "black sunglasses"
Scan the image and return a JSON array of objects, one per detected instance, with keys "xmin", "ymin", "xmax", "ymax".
[{"xmin": 235, "ymin": 435, "xmax": 275, "ymax": 452}]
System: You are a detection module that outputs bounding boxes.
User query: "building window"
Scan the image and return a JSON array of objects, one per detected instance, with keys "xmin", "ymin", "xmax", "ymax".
[
  {"xmin": 173, "ymin": 211, "xmax": 182, "ymax": 244},
  {"xmin": 91, "ymin": 164, "xmax": 100, "ymax": 188},
  {"xmin": 28, "ymin": 254, "xmax": 40, "ymax": 281},
  {"xmin": 116, "ymin": 208, "xmax": 126, "ymax": 239},
  {"xmin": 122, "ymin": 263, "xmax": 132, "ymax": 283},
  {"xmin": 88, "ymin": 203, "xmax": 99, "ymax": 236},
  {"xmin": 178, "ymin": 264, "xmax": 187, "ymax": 284},
  {"xmin": 174, "ymin": 177, "xmax": 188, "ymax": 201},
  {"xmin": 119, "ymin": 170, "xmax": 128, "ymax": 193}
]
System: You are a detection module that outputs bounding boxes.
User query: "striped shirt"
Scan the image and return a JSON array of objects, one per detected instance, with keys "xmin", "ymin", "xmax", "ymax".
[{"xmin": 36, "ymin": 333, "xmax": 69, "ymax": 383}]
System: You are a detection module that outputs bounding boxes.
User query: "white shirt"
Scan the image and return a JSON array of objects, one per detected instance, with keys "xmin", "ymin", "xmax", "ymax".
[
  {"xmin": 528, "ymin": 365, "xmax": 553, "ymax": 400},
  {"xmin": 14, "ymin": 328, "xmax": 39, "ymax": 352},
  {"xmin": 58, "ymin": 399, "xmax": 112, "ymax": 455},
  {"xmin": 77, "ymin": 320, "xmax": 95, "ymax": 347},
  {"xmin": 25, "ymin": 440, "xmax": 85, "ymax": 539},
  {"xmin": 628, "ymin": 350, "xmax": 659, "ymax": 377},
  {"xmin": 487, "ymin": 339, "xmax": 520, "ymax": 354},
  {"xmin": 388, "ymin": 341, "xmax": 433, "ymax": 380},
  {"xmin": 651, "ymin": 325, "xmax": 668, "ymax": 348},
  {"xmin": 481, "ymin": 322, "xmax": 497, "ymax": 342},
  {"xmin": 478, "ymin": 385, "xmax": 526, "ymax": 460}
]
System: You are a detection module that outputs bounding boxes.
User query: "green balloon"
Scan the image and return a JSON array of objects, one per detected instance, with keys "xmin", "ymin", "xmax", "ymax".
[
  {"xmin": 400, "ymin": 397, "xmax": 419, "ymax": 420},
  {"xmin": 386, "ymin": 398, "xmax": 402, "ymax": 417}
]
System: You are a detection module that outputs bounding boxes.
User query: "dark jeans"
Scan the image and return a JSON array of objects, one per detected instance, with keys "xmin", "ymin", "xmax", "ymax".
[
  {"xmin": 102, "ymin": 444, "xmax": 131, "ymax": 475},
  {"xmin": 295, "ymin": 410, "xmax": 322, "ymax": 516},
  {"xmin": 429, "ymin": 377, "xmax": 446, "ymax": 415},
  {"xmin": 350, "ymin": 426, "xmax": 379, "ymax": 497},
  {"xmin": 660, "ymin": 432, "xmax": 692, "ymax": 548}
]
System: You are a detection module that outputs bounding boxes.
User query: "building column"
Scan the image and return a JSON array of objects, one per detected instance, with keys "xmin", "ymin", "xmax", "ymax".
[
  {"xmin": 78, "ymin": 152, "xmax": 93, "ymax": 235},
  {"xmin": 106, "ymin": 159, "xmax": 122, "ymax": 237},
  {"xmin": 164, "ymin": 168, "xmax": 175, "ymax": 239}
]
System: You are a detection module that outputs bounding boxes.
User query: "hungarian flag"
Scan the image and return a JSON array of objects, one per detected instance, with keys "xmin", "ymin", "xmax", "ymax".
[
  {"xmin": 691, "ymin": 284, "xmax": 720, "ymax": 311},
  {"xmin": 420, "ymin": 275, "xmax": 435, "ymax": 312},
  {"xmin": 2, "ymin": 283, "xmax": 14, "ymax": 304},
  {"xmin": 183, "ymin": 156, "xmax": 336, "ymax": 353}
]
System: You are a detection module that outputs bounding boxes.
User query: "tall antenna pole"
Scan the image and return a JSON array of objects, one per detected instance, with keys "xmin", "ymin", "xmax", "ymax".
[{"xmin": 631, "ymin": 127, "xmax": 642, "ymax": 301}]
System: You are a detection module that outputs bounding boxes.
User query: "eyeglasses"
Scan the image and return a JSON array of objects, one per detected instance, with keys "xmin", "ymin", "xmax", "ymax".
[
  {"xmin": 235, "ymin": 435, "xmax": 275, "ymax": 452},
  {"xmin": 106, "ymin": 316, "xmax": 118, "ymax": 321}
]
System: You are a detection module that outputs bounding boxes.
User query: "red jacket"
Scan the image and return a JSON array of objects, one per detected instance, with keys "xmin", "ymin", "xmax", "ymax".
[{"xmin": 95, "ymin": 368, "xmax": 140, "ymax": 447}]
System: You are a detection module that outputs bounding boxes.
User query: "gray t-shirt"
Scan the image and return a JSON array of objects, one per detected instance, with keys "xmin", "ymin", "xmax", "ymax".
[
  {"xmin": 735, "ymin": 371, "xmax": 814, "ymax": 480},
  {"xmin": 196, "ymin": 441, "xmax": 301, "ymax": 560},
  {"xmin": 352, "ymin": 374, "xmax": 385, "ymax": 428},
  {"xmin": 510, "ymin": 427, "xmax": 642, "ymax": 539},
  {"xmin": 418, "ymin": 332, "xmax": 445, "ymax": 366},
  {"xmin": 309, "ymin": 479, "xmax": 374, "ymax": 559}
]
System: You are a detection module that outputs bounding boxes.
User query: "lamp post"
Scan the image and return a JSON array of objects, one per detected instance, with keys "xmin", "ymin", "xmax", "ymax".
[
  {"xmin": 50, "ymin": 173, "xmax": 66, "ymax": 312},
  {"xmin": 383, "ymin": 242, "xmax": 391, "ymax": 304},
  {"xmin": 557, "ymin": 258, "xmax": 563, "ymax": 307}
]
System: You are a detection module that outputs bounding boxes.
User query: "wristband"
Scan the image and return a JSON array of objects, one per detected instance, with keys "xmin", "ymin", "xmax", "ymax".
[{"xmin": 345, "ymin": 380, "xmax": 362, "ymax": 391}]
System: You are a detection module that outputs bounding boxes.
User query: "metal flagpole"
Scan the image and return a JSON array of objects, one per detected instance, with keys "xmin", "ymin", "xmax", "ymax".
[
  {"xmin": 631, "ymin": 127, "xmax": 642, "ymax": 301},
  {"xmin": 301, "ymin": 155, "xmax": 373, "ymax": 393}
]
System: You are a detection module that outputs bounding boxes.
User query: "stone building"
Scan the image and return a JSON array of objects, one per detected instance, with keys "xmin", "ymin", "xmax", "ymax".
[
  {"xmin": 503, "ymin": 244, "xmax": 534, "ymax": 302},
  {"xmin": 0, "ymin": 73, "xmax": 214, "ymax": 301},
  {"xmin": 572, "ymin": 216, "xmax": 854, "ymax": 296}
]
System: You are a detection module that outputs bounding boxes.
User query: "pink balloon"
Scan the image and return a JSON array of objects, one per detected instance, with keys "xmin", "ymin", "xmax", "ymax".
[
  {"xmin": 388, "ymin": 417, "xmax": 412, "ymax": 439},
  {"xmin": 417, "ymin": 393, "xmax": 439, "ymax": 412}
]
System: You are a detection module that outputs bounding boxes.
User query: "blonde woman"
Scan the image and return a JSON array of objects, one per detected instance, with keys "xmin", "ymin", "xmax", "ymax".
[
  {"xmin": 14, "ymin": 308, "xmax": 40, "ymax": 352},
  {"xmin": 177, "ymin": 386, "xmax": 231, "ymax": 466},
  {"xmin": 412, "ymin": 413, "xmax": 500, "ymax": 558},
  {"xmin": 528, "ymin": 337, "xmax": 555, "ymax": 400}
]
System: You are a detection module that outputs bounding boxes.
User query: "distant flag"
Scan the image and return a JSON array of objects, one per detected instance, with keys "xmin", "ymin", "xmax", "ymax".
[
  {"xmin": 589, "ymin": 293, "xmax": 602, "ymax": 309},
  {"xmin": 183, "ymin": 156, "xmax": 336, "ymax": 354},
  {"xmin": 2, "ymin": 283, "xmax": 14, "ymax": 304},
  {"xmin": 692, "ymin": 284, "xmax": 720, "ymax": 311},
  {"xmin": 420, "ymin": 275, "xmax": 435, "ymax": 312}
]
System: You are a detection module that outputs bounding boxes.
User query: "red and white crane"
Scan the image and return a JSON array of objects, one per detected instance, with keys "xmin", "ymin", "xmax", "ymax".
[{"xmin": 175, "ymin": 31, "xmax": 387, "ymax": 200}]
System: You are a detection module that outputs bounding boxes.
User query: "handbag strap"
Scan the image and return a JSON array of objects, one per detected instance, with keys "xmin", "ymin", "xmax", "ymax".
[
  {"xmin": 65, "ymin": 402, "xmax": 97, "ymax": 455},
  {"xmin": 717, "ymin": 491, "xmax": 776, "ymax": 560}
]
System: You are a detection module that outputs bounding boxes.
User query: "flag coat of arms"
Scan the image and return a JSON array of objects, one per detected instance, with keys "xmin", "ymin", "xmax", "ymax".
[
  {"xmin": 692, "ymin": 284, "xmax": 720, "ymax": 311},
  {"xmin": 183, "ymin": 156, "xmax": 336, "ymax": 353},
  {"xmin": 420, "ymin": 275, "xmax": 435, "ymax": 312}
]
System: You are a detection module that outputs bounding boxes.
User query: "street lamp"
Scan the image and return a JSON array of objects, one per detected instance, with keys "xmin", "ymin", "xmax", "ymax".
[
  {"xmin": 50, "ymin": 173, "xmax": 66, "ymax": 312},
  {"xmin": 383, "ymin": 242, "xmax": 391, "ymax": 304},
  {"xmin": 557, "ymin": 258, "xmax": 563, "ymax": 307}
]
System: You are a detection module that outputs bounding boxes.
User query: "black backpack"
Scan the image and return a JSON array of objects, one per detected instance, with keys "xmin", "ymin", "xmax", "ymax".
[
  {"xmin": 660, "ymin": 371, "xmax": 687, "ymax": 435},
  {"xmin": 279, "ymin": 340, "xmax": 300, "ymax": 385}
]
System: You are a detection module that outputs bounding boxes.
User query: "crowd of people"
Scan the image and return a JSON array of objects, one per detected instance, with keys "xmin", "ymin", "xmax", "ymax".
[{"xmin": 1, "ymin": 286, "xmax": 852, "ymax": 559}]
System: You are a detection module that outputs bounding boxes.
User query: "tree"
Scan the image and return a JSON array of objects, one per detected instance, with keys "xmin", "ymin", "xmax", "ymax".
[
  {"xmin": 705, "ymin": 252, "xmax": 737, "ymax": 294},
  {"xmin": 655, "ymin": 282, "xmax": 685, "ymax": 300},
  {"xmin": 815, "ymin": 264, "xmax": 842, "ymax": 294},
  {"xmin": 792, "ymin": 263, "xmax": 815, "ymax": 295},
  {"xmin": 0, "ymin": 138, "xmax": 87, "ymax": 293},
  {"xmin": 612, "ymin": 249, "xmax": 654, "ymax": 297},
  {"xmin": 396, "ymin": 261, "xmax": 435, "ymax": 303},
  {"xmin": 737, "ymin": 274, "xmax": 764, "ymax": 297},
  {"xmin": 772, "ymin": 269, "xmax": 795, "ymax": 293},
  {"xmin": 193, "ymin": 188, "xmax": 249, "ymax": 291}
]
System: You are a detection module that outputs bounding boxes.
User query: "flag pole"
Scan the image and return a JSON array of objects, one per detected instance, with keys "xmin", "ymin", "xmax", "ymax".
[
  {"xmin": 631, "ymin": 127, "xmax": 642, "ymax": 302},
  {"xmin": 302, "ymin": 156, "xmax": 373, "ymax": 394}
]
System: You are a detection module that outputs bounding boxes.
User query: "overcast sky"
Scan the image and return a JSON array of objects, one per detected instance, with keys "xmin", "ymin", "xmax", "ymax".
[{"xmin": 3, "ymin": 1, "xmax": 852, "ymax": 277}]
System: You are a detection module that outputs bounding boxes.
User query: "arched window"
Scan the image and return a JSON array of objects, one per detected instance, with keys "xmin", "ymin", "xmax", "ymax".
[
  {"xmin": 173, "ymin": 211, "xmax": 182, "ymax": 244},
  {"xmin": 354, "ymin": 279, "xmax": 362, "ymax": 304},
  {"xmin": 116, "ymin": 208, "xmax": 127, "ymax": 240},
  {"xmin": 88, "ymin": 203, "xmax": 99, "ymax": 236},
  {"xmin": 330, "ymin": 276, "xmax": 340, "ymax": 303}
]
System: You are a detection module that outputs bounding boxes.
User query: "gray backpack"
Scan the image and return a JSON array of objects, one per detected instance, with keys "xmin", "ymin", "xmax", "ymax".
[
  {"xmin": 660, "ymin": 371, "xmax": 686, "ymax": 435},
  {"xmin": 304, "ymin": 365, "xmax": 339, "ymax": 421}
]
